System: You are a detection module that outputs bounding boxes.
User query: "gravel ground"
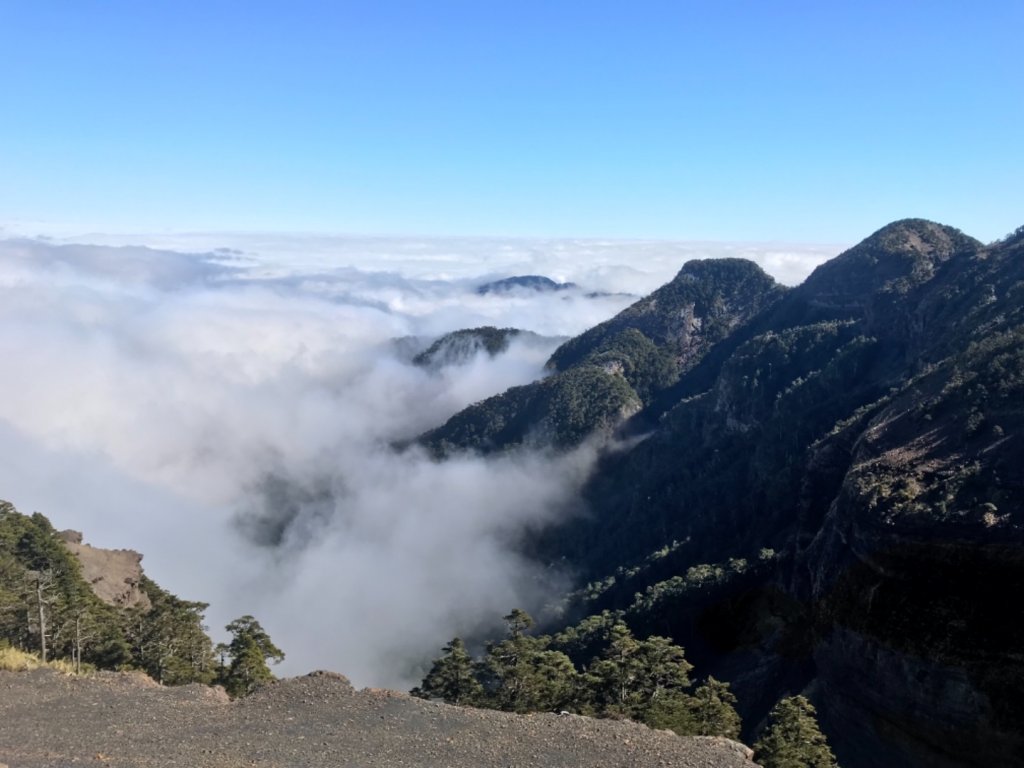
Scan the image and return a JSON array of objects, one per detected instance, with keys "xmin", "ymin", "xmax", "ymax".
[{"xmin": 0, "ymin": 669, "xmax": 758, "ymax": 767}]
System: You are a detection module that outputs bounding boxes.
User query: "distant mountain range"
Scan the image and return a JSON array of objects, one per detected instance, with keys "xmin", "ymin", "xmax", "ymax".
[
  {"xmin": 476, "ymin": 275, "xmax": 578, "ymax": 295},
  {"xmin": 421, "ymin": 219, "xmax": 1024, "ymax": 768},
  {"xmin": 474, "ymin": 274, "xmax": 634, "ymax": 300}
]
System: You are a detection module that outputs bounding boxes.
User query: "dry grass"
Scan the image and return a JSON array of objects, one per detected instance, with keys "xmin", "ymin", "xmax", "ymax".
[
  {"xmin": 0, "ymin": 646, "xmax": 80, "ymax": 674},
  {"xmin": 0, "ymin": 646, "xmax": 44, "ymax": 671}
]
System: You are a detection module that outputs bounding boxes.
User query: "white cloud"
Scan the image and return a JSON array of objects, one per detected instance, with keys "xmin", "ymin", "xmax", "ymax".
[
  {"xmin": 28, "ymin": 230, "xmax": 843, "ymax": 287},
  {"xmin": 0, "ymin": 233, "xmax": 841, "ymax": 686}
]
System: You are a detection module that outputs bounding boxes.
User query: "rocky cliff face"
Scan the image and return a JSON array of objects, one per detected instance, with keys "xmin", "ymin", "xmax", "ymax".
[
  {"xmin": 797, "ymin": 320, "xmax": 1024, "ymax": 766},
  {"xmin": 57, "ymin": 530, "xmax": 151, "ymax": 610}
]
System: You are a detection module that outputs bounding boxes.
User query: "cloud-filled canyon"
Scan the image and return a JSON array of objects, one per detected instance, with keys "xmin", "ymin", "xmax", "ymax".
[{"xmin": 0, "ymin": 234, "xmax": 837, "ymax": 686}]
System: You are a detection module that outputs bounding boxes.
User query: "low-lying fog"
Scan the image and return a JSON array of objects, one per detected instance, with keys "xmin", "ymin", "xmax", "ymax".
[{"xmin": 0, "ymin": 233, "xmax": 838, "ymax": 687}]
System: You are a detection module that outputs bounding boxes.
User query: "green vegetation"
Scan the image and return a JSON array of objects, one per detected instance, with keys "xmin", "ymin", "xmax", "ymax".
[
  {"xmin": 5, "ymin": 217, "xmax": 1023, "ymax": 765},
  {"xmin": 548, "ymin": 258, "xmax": 783, "ymax": 374},
  {"xmin": 476, "ymin": 275, "xmax": 575, "ymax": 294},
  {"xmin": 537, "ymin": 319, "xmax": 885, "ymax": 578},
  {"xmin": 683, "ymin": 677, "xmax": 742, "ymax": 738},
  {"xmin": 420, "ymin": 364, "xmax": 641, "ymax": 455},
  {"xmin": 0, "ymin": 500, "xmax": 282, "ymax": 696},
  {"xmin": 420, "ymin": 258, "xmax": 784, "ymax": 456},
  {"xmin": 217, "ymin": 615, "xmax": 286, "ymax": 697},
  {"xmin": 0, "ymin": 644, "xmax": 78, "ymax": 674},
  {"xmin": 412, "ymin": 608, "xmax": 742, "ymax": 738},
  {"xmin": 122, "ymin": 575, "xmax": 215, "ymax": 685},
  {"xmin": 754, "ymin": 696, "xmax": 838, "ymax": 768},
  {"xmin": 0, "ymin": 501, "xmax": 134, "ymax": 672},
  {"xmin": 412, "ymin": 326, "xmax": 528, "ymax": 369},
  {"xmin": 410, "ymin": 637, "xmax": 483, "ymax": 705}
]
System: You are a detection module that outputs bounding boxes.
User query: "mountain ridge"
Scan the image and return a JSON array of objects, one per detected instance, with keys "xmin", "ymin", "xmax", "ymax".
[
  {"xmin": 420, "ymin": 218, "xmax": 1024, "ymax": 767},
  {"xmin": 420, "ymin": 257, "xmax": 786, "ymax": 456}
]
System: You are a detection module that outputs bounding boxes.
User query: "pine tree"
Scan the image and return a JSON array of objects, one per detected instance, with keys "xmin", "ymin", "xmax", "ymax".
[
  {"xmin": 477, "ymin": 610, "xmax": 577, "ymax": 713},
  {"xmin": 126, "ymin": 578, "xmax": 217, "ymax": 685},
  {"xmin": 686, "ymin": 677, "xmax": 742, "ymax": 738},
  {"xmin": 754, "ymin": 695, "xmax": 838, "ymax": 768},
  {"xmin": 411, "ymin": 637, "xmax": 483, "ymax": 705},
  {"xmin": 503, "ymin": 608, "xmax": 534, "ymax": 638},
  {"xmin": 644, "ymin": 691, "xmax": 698, "ymax": 734},
  {"xmin": 585, "ymin": 622, "xmax": 645, "ymax": 716},
  {"xmin": 223, "ymin": 636, "xmax": 275, "ymax": 697},
  {"xmin": 585, "ymin": 623, "xmax": 693, "ymax": 722},
  {"xmin": 218, "ymin": 615, "xmax": 285, "ymax": 698},
  {"xmin": 635, "ymin": 634, "xmax": 693, "ymax": 702}
]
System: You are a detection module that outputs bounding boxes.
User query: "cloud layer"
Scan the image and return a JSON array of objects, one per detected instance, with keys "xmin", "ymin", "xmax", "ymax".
[{"xmin": 0, "ymin": 234, "xmax": 839, "ymax": 686}]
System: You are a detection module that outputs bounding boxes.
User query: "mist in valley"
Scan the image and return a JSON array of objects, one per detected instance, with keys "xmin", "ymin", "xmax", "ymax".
[{"xmin": 0, "ymin": 234, "xmax": 835, "ymax": 687}]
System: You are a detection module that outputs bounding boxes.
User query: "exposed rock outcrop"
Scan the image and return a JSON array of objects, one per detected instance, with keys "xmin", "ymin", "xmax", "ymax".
[{"xmin": 58, "ymin": 530, "xmax": 150, "ymax": 610}]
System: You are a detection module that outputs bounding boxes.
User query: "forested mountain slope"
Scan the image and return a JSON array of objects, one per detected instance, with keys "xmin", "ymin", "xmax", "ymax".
[
  {"xmin": 420, "ymin": 258, "xmax": 785, "ymax": 455},
  {"xmin": 425, "ymin": 220, "xmax": 1024, "ymax": 768}
]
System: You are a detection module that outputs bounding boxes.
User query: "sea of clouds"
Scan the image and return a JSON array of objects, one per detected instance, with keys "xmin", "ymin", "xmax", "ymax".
[{"xmin": 0, "ymin": 232, "xmax": 840, "ymax": 687}]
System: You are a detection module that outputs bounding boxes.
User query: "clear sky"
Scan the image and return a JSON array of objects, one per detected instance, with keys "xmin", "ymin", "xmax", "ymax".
[{"xmin": 0, "ymin": 1, "xmax": 1020, "ymax": 242}]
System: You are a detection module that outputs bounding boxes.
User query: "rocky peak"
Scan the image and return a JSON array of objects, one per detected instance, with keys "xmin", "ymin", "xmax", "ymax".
[
  {"xmin": 547, "ymin": 257, "xmax": 784, "ymax": 374},
  {"xmin": 672, "ymin": 256, "xmax": 776, "ymax": 286},
  {"xmin": 799, "ymin": 219, "xmax": 981, "ymax": 311},
  {"xmin": 860, "ymin": 218, "xmax": 978, "ymax": 258}
]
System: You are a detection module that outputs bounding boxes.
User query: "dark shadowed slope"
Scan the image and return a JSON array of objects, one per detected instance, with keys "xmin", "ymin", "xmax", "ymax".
[{"xmin": 532, "ymin": 220, "xmax": 1024, "ymax": 768}]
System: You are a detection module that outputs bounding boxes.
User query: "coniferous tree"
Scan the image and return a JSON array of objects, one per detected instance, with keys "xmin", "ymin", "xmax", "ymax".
[
  {"xmin": 585, "ymin": 622, "xmax": 645, "ymax": 717},
  {"xmin": 479, "ymin": 635, "xmax": 578, "ymax": 713},
  {"xmin": 686, "ymin": 677, "xmax": 742, "ymax": 738},
  {"xmin": 411, "ymin": 637, "xmax": 483, "ymax": 705},
  {"xmin": 218, "ymin": 615, "xmax": 284, "ymax": 698},
  {"xmin": 0, "ymin": 502, "xmax": 212, "ymax": 679},
  {"xmin": 477, "ymin": 610, "xmax": 577, "ymax": 713},
  {"xmin": 550, "ymin": 610, "xmax": 622, "ymax": 669},
  {"xmin": 26, "ymin": 567, "xmax": 59, "ymax": 663},
  {"xmin": 636, "ymin": 634, "xmax": 693, "ymax": 702},
  {"xmin": 503, "ymin": 608, "xmax": 534, "ymax": 638},
  {"xmin": 125, "ymin": 578, "xmax": 216, "ymax": 685},
  {"xmin": 519, "ymin": 645, "xmax": 577, "ymax": 712},
  {"xmin": 225, "ymin": 637, "xmax": 275, "ymax": 696},
  {"xmin": 754, "ymin": 695, "xmax": 838, "ymax": 768},
  {"xmin": 644, "ymin": 692, "xmax": 697, "ymax": 734},
  {"xmin": 586, "ymin": 623, "xmax": 692, "ymax": 721}
]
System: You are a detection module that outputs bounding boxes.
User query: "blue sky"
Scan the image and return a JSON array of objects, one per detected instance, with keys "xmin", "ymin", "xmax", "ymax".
[{"xmin": 0, "ymin": 1, "xmax": 1020, "ymax": 242}]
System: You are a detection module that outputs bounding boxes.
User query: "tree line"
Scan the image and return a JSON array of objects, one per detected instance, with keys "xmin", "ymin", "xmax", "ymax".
[
  {"xmin": 0, "ymin": 500, "xmax": 282, "ymax": 697},
  {"xmin": 419, "ymin": 609, "xmax": 713, "ymax": 729},
  {"xmin": 413, "ymin": 608, "xmax": 837, "ymax": 767}
]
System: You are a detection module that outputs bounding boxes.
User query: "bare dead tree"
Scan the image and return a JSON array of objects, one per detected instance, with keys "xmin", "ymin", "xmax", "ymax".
[{"xmin": 26, "ymin": 568, "xmax": 60, "ymax": 663}]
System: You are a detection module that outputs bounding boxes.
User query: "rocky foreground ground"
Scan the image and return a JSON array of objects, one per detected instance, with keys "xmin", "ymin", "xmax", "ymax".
[{"xmin": 0, "ymin": 669, "xmax": 757, "ymax": 767}]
